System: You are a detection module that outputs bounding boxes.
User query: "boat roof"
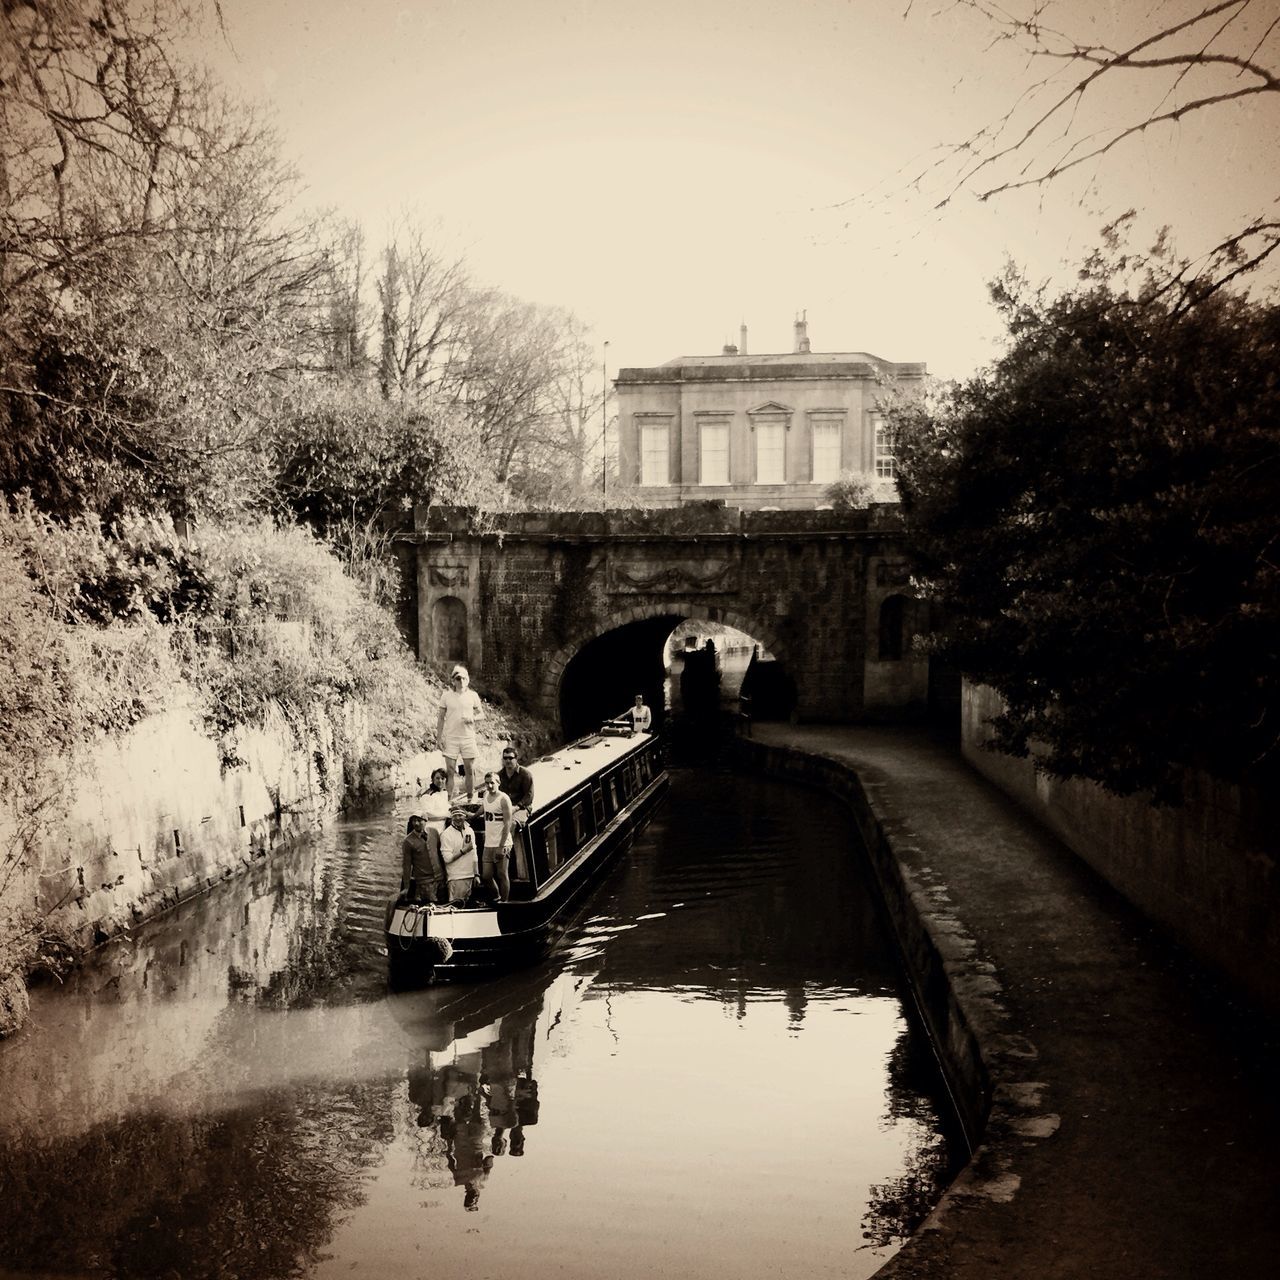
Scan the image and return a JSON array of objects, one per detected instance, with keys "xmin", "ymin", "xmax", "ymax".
[{"xmin": 527, "ymin": 731, "xmax": 654, "ymax": 815}]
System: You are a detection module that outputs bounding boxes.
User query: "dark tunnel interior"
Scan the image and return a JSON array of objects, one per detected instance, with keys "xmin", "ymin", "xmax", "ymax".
[
  {"xmin": 558, "ymin": 615, "xmax": 678, "ymax": 742},
  {"xmin": 557, "ymin": 615, "xmax": 793, "ymax": 743}
]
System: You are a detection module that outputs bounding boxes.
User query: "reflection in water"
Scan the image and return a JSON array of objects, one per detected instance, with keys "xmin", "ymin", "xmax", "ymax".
[{"xmin": 0, "ymin": 769, "xmax": 956, "ymax": 1279}]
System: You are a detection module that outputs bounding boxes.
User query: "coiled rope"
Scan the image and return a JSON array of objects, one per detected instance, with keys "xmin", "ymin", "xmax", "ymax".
[{"xmin": 395, "ymin": 902, "xmax": 454, "ymax": 963}]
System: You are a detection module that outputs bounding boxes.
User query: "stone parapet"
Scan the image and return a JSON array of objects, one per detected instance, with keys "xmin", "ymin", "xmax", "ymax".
[{"xmin": 406, "ymin": 502, "xmax": 904, "ymax": 541}]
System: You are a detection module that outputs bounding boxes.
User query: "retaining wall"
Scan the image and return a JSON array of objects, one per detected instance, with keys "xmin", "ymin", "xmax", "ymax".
[
  {"xmin": 962, "ymin": 682, "xmax": 1280, "ymax": 1019},
  {"xmin": 17, "ymin": 699, "xmax": 446, "ymax": 956}
]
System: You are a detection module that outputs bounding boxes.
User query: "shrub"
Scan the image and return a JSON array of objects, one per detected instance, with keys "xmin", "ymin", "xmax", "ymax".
[{"xmin": 824, "ymin": 470, "xmax": 877, "ymax": 510}]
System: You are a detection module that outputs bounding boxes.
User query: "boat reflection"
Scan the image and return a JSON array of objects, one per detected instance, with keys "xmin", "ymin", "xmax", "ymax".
[{"xmin": 406, "ymin": 981, "xmax": 544, "ymax": 1211}]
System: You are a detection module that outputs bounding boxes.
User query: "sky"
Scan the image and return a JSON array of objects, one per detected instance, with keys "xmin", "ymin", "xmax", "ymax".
[{"xmin": 198, "ymin": 0, "xmax": 1280, "ymax": 380}]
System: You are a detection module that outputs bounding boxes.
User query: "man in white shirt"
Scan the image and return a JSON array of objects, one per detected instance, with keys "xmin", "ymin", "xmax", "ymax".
[
  {"xmin": 480, "ymin": 771, "xmax": 514, "ymax": 902},
  {"xmin": 628, "ymin": 694, "xmax": 652, "ymax": 733},
  {"xmin": 440, "ymin": 806, "xmax": 478, "ymax": 906}
]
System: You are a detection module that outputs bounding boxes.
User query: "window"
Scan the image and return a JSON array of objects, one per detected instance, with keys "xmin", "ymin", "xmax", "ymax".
[
  {"xmin": 755, "ymin": 422, "xmax": 785, "ymax": 484},
  {"xmin": 699, "ymin": 420, "xmax": 729, "ymax": 485},
  {"xmin": 812, "ymin": 420, "xmax": 841, "ymax": 483},
  {"xmin": 544, "ymin": 820, "xmax": 561, "ymax": 872},
  {"xmin": 640, "ymin": 422, "xmax": 669, "ymax": 486},
  {"xmin": 874, "ymin": 418, "xmax": 897, "ymax": 479}
]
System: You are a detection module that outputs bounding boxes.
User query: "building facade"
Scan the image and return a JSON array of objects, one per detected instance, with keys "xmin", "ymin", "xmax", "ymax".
[{"xmin": 614, "ymin": 318, "xmax": 926, "ymax": 509}]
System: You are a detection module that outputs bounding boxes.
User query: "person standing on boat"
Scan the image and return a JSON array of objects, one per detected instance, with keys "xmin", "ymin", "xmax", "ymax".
[
  {"xmin": 436, "ymin": 666, "xmax": 483, "ymax": 803},
  {"xmin": 498, "ymin": 746, "xmax": 534, "ymax": 814},
  {"xmin": 480, "ymin": 771, "xmax": 514, "ymax": 903},
  {"xmin": 440, "ymin": 805, "xmax": 478, "ymax": 906},
  {"xmin": 400, "ymin": 816, "xmax": 441, "ymax": 904},
  {"xmin": 628, "ymin": 693, "xmax": 652, "ymax": 733}
]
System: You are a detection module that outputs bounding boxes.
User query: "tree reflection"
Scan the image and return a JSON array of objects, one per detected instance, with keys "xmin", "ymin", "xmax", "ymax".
[
  {"xmin": 861, "ymin": 1024, "xmax": 958, "ymax": 1248},
  {"xmin": 0, "ymin": 1080, "xmax": 393, "ymax": 1279}
]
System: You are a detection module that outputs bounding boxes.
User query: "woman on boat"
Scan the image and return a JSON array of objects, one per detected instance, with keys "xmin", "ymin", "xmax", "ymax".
[
  {"xmin": 421, "ymin": 767, "xmax": 452, "ymax": 837},
  {"xmin": 436, "ymin": 665, "xmax": 483, "ymax": 804}
]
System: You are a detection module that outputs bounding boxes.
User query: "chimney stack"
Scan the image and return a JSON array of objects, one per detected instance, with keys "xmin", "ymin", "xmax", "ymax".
[
  {"xmin": 793, "ymin": 311, "xmax": 810, "ymax": 354},
  {"xmin": 739, "ymin": 323, "xmax": 748, "ymax": 356}
]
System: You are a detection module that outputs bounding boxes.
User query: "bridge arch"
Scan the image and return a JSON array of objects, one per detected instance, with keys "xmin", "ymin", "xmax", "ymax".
[
  {"xmin": 539, "ymin": 602, "xmax": 789, "ymax": 734},
  {"xmin": 406, "ymin": 504, "xmax": 936, "ymax": 730}
]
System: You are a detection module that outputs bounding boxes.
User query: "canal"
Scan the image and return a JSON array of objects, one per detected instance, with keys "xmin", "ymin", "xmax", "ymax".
[{"xmin": 0, "ymin": 767, "xmax": 958, "ymax": 1280}]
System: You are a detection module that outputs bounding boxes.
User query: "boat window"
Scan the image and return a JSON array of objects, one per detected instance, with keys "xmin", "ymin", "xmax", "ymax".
[
  {"xmin": 545, "ymin": 820, "xmax": 561, "ymax": 872},
  {"xmin": 592, "ymin": 785, "xmax": 605, "ymax": 828},
  {"xmin": 510, "ymin": 828, "xmax": 532, "ymax": 883},
  {"xmin": 572, "ymin": 800, "xmax": 586, "ymax": 847},
  {"xmin": 607, "ymin": 776, "xmax": 619, "ymax": 816}
]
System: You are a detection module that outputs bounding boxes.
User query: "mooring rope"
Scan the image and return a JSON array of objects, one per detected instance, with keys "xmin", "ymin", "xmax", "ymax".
[{"xmin": 394, "ymin": 902, "xmax": 455, "ymax": 962}]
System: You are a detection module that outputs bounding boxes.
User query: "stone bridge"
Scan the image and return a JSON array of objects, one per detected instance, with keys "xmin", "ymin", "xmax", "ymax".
[{"xmin": 396, "ymin": 504, "xmax": 940, "ymax": 737}]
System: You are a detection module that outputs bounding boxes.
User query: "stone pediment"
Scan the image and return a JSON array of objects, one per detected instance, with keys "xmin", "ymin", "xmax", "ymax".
[{"xmin": 747, "ymin": 401, "xmax": 794, "ymax": 415}]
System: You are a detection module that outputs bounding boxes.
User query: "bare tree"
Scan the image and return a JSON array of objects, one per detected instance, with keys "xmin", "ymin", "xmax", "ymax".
[
  {"xmin": 375, "ymin": 219, "xmax": 474, "ymax": 400},
  {"xmin": 323, "ymin": 218, "xmax": 369, "ymax": 376},
  {"xmin": 1, "ymin": 0, "xmax": 333, "ymax": 517},
  {"xmin": 456, "ymin": 295, "xmax": 570, "ymax": 483},
  {"xmin": 913, "ymin": 1, "xmax": 1280, "ymax": 293},
  {"xmin": 537, "ymin": 315, "xmax": 610, "ymax": 491}
]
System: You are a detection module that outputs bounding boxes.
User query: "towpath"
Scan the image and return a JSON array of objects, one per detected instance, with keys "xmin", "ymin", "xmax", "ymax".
[{"xmin": 749, "ymin": 724, "xmax": 1279, "ymax": 1280}]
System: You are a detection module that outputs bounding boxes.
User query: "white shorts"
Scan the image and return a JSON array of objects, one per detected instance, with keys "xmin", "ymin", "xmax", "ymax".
[{"xmin": 443, "ymin": 734, "xmax": 478, "ymax": 759}]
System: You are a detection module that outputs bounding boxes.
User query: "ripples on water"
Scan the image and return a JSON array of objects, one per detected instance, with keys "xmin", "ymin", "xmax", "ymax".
[{"xmin": 0, "ymin": 767, "xmax": 956, "ymax": 1280}]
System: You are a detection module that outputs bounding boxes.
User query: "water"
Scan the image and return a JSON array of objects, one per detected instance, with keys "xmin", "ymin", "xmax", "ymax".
[{"xmin": 0, "ymin": 769, "xmax": 956, "ymax": 1280}]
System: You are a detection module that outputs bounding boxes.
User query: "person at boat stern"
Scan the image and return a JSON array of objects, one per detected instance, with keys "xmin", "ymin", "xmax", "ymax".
[
  {"xmin": 628, "ymin": 693, "xmax": 652, "ymax": 733},
  {"xmin": 480, "ymin": 771, "xmax": 514, "ymax": 902},
  {"xmin": 437, "ymin": 665, "xmax": 483, "ymax": 803},
  {"xmin": 441, "ymin": 804, "xmax": 479, "ymax": 906}
]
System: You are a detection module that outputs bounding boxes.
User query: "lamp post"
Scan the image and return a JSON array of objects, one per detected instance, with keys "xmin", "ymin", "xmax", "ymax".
[{"xmin": 601, "ymin": 340, "xmax": 610, "ymax": 498}]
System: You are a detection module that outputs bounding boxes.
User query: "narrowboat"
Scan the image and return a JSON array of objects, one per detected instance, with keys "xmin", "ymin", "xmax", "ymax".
[{"xmin": 385, "ymin": 727, "xmax": 667, "ymax": 981}]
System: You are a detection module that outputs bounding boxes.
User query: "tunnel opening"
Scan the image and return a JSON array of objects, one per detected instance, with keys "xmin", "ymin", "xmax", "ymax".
[
  {"xmin": 558, "ymin": 615, "xmax": 792, "ymax": 743},
  {"xmin": 558, "ymin": 615, "xmax": 679, "ymax": 743}
]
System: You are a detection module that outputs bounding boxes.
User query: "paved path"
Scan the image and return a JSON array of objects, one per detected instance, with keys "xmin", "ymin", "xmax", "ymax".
[{"xmin": 750, "ymin": 724, "xmax": 1279, "ymax": 1280}]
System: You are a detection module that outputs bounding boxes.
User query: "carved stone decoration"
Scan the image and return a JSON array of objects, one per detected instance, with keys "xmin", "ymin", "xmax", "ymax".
[
  {"xmin": 429, "ymin": 563, "xmax": 470, "ymax": 588},
  {"xmin": 608, "ymin": 557, "xmax": 739, "ymax": 595}
]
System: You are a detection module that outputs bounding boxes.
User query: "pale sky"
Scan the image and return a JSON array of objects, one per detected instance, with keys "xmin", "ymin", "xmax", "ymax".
[{"xmin": 200, "ymin": 0, "xmax": 1280, "ymax": 380}]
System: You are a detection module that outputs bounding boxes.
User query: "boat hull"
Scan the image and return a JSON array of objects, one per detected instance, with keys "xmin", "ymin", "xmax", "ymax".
[{"xmin": 386, "ymin": 760, "xmax": 667, "ymax": 982}]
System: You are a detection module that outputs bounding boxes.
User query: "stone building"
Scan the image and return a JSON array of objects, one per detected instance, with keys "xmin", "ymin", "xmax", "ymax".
[{"xmin": 614, "ymin": 316, "xmax": 926, "ymax": 509}]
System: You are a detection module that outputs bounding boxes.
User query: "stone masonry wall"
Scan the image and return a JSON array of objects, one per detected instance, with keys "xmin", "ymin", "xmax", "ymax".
[
  {"xmin": 962, "ymin": 682, "xmax": 1280, "ymax": 1018},
  {"xmin": 414, "ymin": 504, "xmax": 921, "ymax": 724},
  {"xmin": 3, "ymin": 699, "xmax": 445, "ymax": 967}
]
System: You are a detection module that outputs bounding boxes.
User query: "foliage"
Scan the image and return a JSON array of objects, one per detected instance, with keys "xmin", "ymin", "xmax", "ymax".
[
  {"xmin": 824, "ymin": 470, "xmax": 876, "ymax": 510},
  {"xmin": 892, "ymin": 264, "xmax": 1280, "ymax": 800},
  {"xmin": 269, "ymin": 381, "xmax": 497, "ymax": 534},
  {"xmin": 1, "ymin": 0, "xmax": 332, "ymax": 521},
  {"xmin": 0, "ymin": 531, "xmax": 86, "ymax": 982}
]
